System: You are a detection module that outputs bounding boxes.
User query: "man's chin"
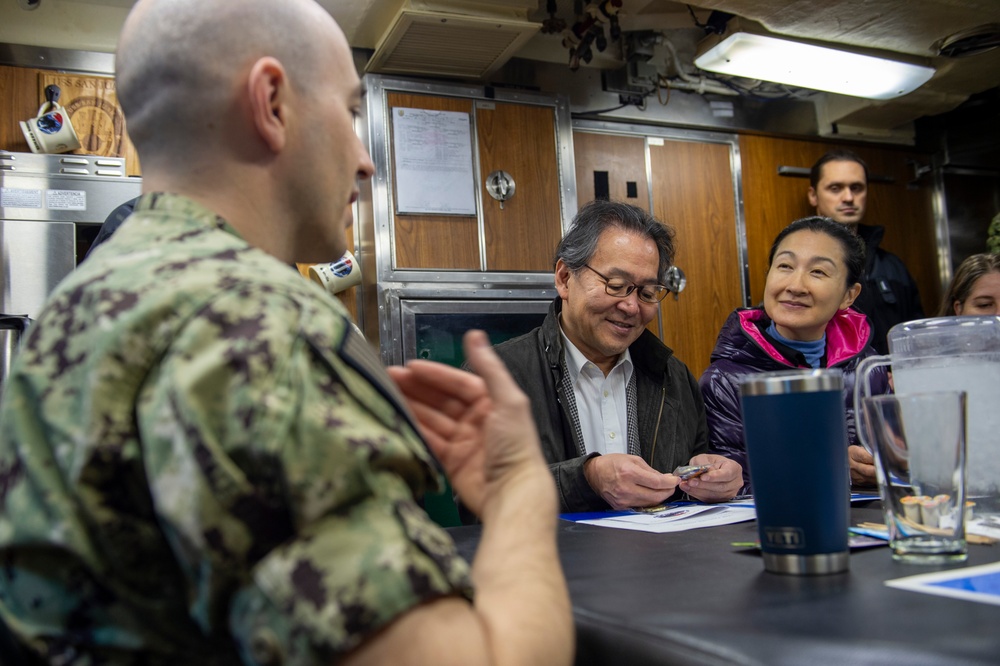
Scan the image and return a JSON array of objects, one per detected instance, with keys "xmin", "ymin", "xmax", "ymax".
[{"xmin": 602, "ymin": 331, "xmax": 640, "ymax": 353}]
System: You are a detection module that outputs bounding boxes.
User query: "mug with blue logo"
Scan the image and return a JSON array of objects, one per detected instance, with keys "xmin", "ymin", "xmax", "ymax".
[
  {"xmin": 740, "ymin": 368, "xmax": 850, "ymax": 575},
  {"xmin": 307, "ymin": 251, "xmax": 361, "ymax": 295},
  {"xmin": 19, "ymin": 85, "xmax": 81, "ymax": 154}
]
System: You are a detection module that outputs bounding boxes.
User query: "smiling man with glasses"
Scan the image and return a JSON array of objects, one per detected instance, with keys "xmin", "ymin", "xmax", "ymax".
[{"xmin": 484, "ymin": 199, "xmax": 742, "ymax": 512}]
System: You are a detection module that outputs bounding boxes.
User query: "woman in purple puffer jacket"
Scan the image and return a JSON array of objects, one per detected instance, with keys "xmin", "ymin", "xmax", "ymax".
[{"xmin": 699, "ymin": 217, "xmax": 891, "ymax": 495}]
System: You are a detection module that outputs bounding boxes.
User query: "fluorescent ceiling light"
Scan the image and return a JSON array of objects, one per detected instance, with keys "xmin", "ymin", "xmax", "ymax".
[{"xmin": 694, "ymin": 32, "xmax": 935, "ymax": 100}]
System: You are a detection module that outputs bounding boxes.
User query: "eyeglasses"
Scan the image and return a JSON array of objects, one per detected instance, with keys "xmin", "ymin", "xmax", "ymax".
[{"xmin": 581, "ymin": 265, "xmax": 669, "ymax": 304}]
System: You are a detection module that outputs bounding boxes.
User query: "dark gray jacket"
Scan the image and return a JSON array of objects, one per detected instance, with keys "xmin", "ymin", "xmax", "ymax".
[
  {"xmin": 853, "ymin": 223, "xmax": 924, "ymax": 354},
  {"xmin": 491, "ymin": 299, "xmax": 709, "ymax": 513}
]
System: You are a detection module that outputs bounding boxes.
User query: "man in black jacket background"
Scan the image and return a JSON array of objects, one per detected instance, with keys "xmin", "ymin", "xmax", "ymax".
[{"xmin": 808, "ymin": 149, "xmax": 924, "ymax": 354}]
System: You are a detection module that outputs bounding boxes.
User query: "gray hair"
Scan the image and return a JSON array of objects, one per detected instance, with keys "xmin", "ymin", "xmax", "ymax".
[{"xmin": 555, "ymin": 199, "xmax": 676, "ymax": 283}]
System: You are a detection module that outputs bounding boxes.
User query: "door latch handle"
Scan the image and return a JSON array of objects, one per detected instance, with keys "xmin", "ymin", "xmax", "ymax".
[
  {"xmin": 665, "ymin": 265, "xmax": 686, "ymax": 301},
  {"xmin": 486, "ymin": 170, "xmax": 515, "ymax": 209}
]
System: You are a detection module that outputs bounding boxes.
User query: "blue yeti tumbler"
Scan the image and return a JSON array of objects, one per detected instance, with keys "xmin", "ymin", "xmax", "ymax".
[{"xmin": 740, "ymin": 369, "xmax": 849, "ymax": 575}]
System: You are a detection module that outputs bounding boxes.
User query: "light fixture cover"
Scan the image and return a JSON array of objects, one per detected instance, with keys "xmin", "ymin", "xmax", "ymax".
[{"xmin": 694, "ymin": 32, "xmax": 935, "ymax": 100}]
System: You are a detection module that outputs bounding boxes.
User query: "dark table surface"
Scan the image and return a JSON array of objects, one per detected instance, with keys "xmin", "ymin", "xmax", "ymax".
[{"xmin": 448, "ymin": 503, "xmax": 1000, "ymax": 666}]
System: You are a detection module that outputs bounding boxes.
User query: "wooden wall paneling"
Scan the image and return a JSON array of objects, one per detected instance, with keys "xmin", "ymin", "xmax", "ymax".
[
  {"xmin": 37, "ymin": 72, "xmax": 141, "ymax": 175},
  {"xmin": 573, "ymin": 131, "xmax": 649, "ymax": 208},
  {"xmin": 392, "ymin": 212, "xmax": 481, "ymax": 270},
  {"xmin": 738, "ymin": 135, "xmax": 939, "ymax": 314},
  {"xmin": 0, "ymin": 66, "xmax": 140, "ymax": 175},
  {"xmin": 386, "ymin": 92, "xmax": 480, "ymax": 270},
  {"xmin": 0, "ymin": 65, "xmax": 40, "ymax": 153},
  {"xmin": 649, "ymin": 140, "xmax": 742, "ymax": 377},
  {"xmin": 479, "ymin": 102, "xmax": 562, "ymax": 271},
  {"xmin": 739, "ymin": 135, "xmax": 816, "ymax": 305}
]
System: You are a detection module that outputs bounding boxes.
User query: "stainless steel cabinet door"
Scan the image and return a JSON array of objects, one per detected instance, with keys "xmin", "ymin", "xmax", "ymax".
[{"xmin": 0, "ymin": 219, "xmax": 76, "ymax": 318}]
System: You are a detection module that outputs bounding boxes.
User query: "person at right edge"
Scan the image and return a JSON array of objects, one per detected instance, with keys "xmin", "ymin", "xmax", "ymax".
[{"xmin": 808, "ymin": 149, "xmax": 924, "ymax": 354}]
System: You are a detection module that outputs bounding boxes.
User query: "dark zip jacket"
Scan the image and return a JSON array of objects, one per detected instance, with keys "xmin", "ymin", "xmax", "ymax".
[
  {"xmin": 491, "ymin": 298, "xmax": 709, "ymax": 512},
  {"xmin": 698, "ymin": 307, "xmax": 890, "ymax": 494},
  {"xmin": 853, "ymin": 223, "xmax": 924, "ymax": 354}
]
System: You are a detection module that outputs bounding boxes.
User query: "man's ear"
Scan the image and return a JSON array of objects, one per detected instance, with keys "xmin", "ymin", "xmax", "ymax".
[
  {"xmin": 554, "ymin": 259, "xmax": 572, "ymax": 300},
  {"xmin": 807, "ymin": 186, "xmax": 819, "ymax": 208},
  {"xmin": 247, "ymin": 56, "xmax": 287, "ymax": 153}
]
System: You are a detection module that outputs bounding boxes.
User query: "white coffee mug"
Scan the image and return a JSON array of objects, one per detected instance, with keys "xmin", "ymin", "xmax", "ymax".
[
  {"xmin": 308, "ymin": 251, "xmax": 362, "ymax": 295},
  {"xmin": 20, "ymin": 102, "xmax": 81, "ymax": 154}
]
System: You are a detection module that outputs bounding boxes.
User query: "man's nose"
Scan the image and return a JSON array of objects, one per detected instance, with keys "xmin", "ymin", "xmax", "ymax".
[
  {"xmin": 357, "ymin": 145, "xmax": 375, "ymax": 180},
  {"xmin": 617, "ymin": 289, "xmax": 641, "ymax": 313}
]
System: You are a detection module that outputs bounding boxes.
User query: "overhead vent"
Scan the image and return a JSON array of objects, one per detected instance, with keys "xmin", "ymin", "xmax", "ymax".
[{"xmin": 366, "ymin": 6, "xmax": 540, "ymax": 80}]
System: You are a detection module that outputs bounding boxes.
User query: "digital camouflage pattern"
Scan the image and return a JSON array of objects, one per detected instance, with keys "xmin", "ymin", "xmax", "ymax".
[{"xmin": 0, "ymin": 193, "xmax": 473, "ymax": 665}]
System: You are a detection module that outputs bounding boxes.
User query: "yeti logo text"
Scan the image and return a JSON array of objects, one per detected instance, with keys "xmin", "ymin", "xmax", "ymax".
[{"xmin": 765, "ymin": 528, "xmax": 804, "ymax": 549}]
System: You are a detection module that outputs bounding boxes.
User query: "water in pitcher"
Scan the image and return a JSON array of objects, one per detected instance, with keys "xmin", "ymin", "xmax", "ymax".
[{"xmin": 892, "ymin": 353, "xmax": 1000, "ymax": 513}]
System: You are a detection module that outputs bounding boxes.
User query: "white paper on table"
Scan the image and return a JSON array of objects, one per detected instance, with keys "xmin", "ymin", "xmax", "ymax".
[
  {"xmin": 966, "ymin": 518, "xmax": 1000, "ymax": 540},
  {"xmin": 578, "ymin": 504, "xmax": 757, "ymax": 533},
  {"xmin": 885, "ymin": 561, "xmax": 1000, "ymax": 606},
  {"xmin": 719, "ymin": 493, "xmax": 876, "ymax": 510}
]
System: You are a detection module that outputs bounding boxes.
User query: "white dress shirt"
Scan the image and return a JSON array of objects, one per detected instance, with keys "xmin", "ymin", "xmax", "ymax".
[{"xmin": 560, "ymin": 326, "xmax": 633, "ymax": 456}]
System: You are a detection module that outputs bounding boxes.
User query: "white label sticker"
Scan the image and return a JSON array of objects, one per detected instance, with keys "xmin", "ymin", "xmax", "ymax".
[
  {"xmin": 46, "ymin": 189, "xmax": 87, "ymax": 210},
  {"xmin": 1, "ymin": 188, "xmax": 43, "ymax": 209}
]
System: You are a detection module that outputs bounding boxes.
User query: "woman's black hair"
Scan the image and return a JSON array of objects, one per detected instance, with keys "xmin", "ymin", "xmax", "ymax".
[{"xmin": 767, "ymin": 216, "xmax": 866, "ymax": 288}]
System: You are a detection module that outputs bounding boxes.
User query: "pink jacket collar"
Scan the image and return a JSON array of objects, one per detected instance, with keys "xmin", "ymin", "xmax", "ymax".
[{"xmin": 737, "ymin": 307, "xmax": 871, "ymax": 367}]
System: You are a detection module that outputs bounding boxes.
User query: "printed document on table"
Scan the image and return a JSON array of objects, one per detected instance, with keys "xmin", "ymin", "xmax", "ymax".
[
  {"xmin": 967, "ymin": 517, "xmax": 1000, "ymax": 540},
  {"xmin": 725, "ymin": 492, "xmax": 878, "ymax": 509},
  {"xmin": 576, "ymin": 504, "xmax": 756, "ymax": 533}
]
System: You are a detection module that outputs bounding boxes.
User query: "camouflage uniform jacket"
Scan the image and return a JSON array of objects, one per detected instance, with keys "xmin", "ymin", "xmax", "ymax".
[{"xmin": 0, "ymin": 193, "xmax": 472, "ymax": 665}]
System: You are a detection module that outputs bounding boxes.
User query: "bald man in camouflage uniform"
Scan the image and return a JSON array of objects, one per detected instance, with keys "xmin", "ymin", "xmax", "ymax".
[{"xmin": 0, "ymin": 0, "xmax": 571, "ymax": 664}]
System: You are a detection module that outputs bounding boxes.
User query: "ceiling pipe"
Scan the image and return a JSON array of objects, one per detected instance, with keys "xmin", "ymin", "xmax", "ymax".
[{"xmin": 659, "ymin": 35, "xmax": 736, "ymax": 96}]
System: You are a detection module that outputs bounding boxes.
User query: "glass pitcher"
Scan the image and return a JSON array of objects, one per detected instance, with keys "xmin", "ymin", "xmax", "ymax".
[{"xmin": 855, "ymin": 315, "xmax": 1000, "ymax": 520}]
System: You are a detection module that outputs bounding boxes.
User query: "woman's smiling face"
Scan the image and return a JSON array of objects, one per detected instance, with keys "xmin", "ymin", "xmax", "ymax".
[{"xmin": 764, "ymin": 230, "xmax": 861, "ymax": 342}]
